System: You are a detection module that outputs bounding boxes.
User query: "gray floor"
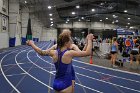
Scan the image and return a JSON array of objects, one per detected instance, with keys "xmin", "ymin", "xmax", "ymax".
[{"xmin": 80, "ymin": 50, "xmax": 140, "ymax": 74}]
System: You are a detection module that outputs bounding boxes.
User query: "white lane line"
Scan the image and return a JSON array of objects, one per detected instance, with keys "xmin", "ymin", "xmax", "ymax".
[
  {"xmin": 35, "ymin": 53, "xmax": 103, "ymax": 93},
  {"xmin": 73, "ymin": 65, "xmax": 140, "ymax": 83},
  {"xmin": 50, "ymin": 71, "xmax": 56, "ymax": 73},
  {"xmin": 75, "ymin": 83, "xmax": 103, "ymax": 93},
  {"xmin": 0, "ymin": 46, "xmax": 27, "ymax": 55},
  {"xmin": 0, "ymin": 50, "xmax": 21, "ymax": 93},
  {"xmin": 73, "ymin": 59, "xmax": 140, "ymax": 76},
  {"xmin": 6, "ymin": 73, "xmax": 26, "ymax": 77},
  {"xmin": 38, "ymin": 54, "xmax": 140, "ymax": 93},
  {"xmin": 2, "ymin": 62, "xmax": 30, "ymax": 67},
  {"xmin": 15, "ymin": 44, "xmax": 53, "ymax": 90},
  {"xmin": 76, "ymin": 72, "xmax": 140, "ymax": 93}
]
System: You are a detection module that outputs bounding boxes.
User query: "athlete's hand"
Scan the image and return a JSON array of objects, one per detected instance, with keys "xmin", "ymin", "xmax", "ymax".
[
  {"xmin": 87, "ymin": 34, "xmax": 94, "ymax": 40},
  {"xmin": 26, "ymin": 40, "xmax": 34, "ymax": 46}
]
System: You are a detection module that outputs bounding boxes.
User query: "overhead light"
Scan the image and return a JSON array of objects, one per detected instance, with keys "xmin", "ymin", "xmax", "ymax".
[
  {"xmin": 72, "ymin": 12, "xmax": 76, "ymax": 15},
  {"xmin": 67, "ymin": 19, "xmax": 70, "ymax": 21},
  {"xmin": 124, "ymin": 10, "xmax": 127, "ymax": 13},
  {"xmin": 113, "ymin": 15, "xmax": 118, "ymax": 18},
  {"xmin": 76, "ymin": 5, "xmax": 80, "ymax": 9},
  {"xmin": 127, "ymin": 23, "xmax": 130, "ymax": 25},
  {"xmin": 106, "ymin": 18, "xmax": 108, "ymax": 20},
  {"xmin": 81, "ymin": 17, "xmax": 84, "ymax": 19},
  {"xmin": 25, "ymin": 1, "xmax": 27, "ymax": 3},
  {"xmin": 50, "ymin": 24, "xmax": 53, "ymax": 26},
  {"xmin": 66, "ymin": 21, "xmax": 68, "ymax": 23},
  {"xmin": 49, "ymin": 14, "xmax": 52, "ymax": 16},
  {"xmin": 100, "ymin": 20, "xmax": 102, "ymax": 22},
  {"xmin": 115, "ymin": 20, "xmax": 119, "ymax": 22},
  {"xmin": 128, "ymin": 18, "xmax": 131, "ymax": 20},
  {"xmin": 91, "ymin": 9, "xmax": 95, "ymax": 12},
  {"xmin": 50, "ymin": 18, "xmax": 53, "ymax": 20},
  {"xmin": 78, "ymin": 19, "xmax": 81, "ymax": 21},
  {"xmin": 100, "ymin": 3, "xmax": 104, "ymax": 5},
  {"xmin": 51, "ymin": 22, "xmax": 53, "ymax": 24},
  {"xmin": 130, "ymin": 26, "xmax": 134, "ymax": 29},
  {"xmin": 112, "ymin": 21, "xmax": 114, "ymax": 24},
  {"xmin": 113, "ymin": 15, "xmax": 115, "ymax": 17},
  {"xmin": 48, "ymin": 6, "xmax": 52, "ymax": 9}
]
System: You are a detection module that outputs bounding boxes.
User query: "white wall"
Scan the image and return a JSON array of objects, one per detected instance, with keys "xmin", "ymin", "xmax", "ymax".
[
  {"xmin": 0, "ymin": 0, "xmax": 9, "ymax": 49},
  {"xmin": 57, "ymin": 22, "xmax": 117, "ymax": 29},
  {"xmin": 21, "ymin": 7, "xmax": 29, "ymax": 37},
  {"xmin": 9, "ymin": 0, "xmax": 21, "ymax": 46},
  {"xmin": 41, "ymin": 28, "xmax": 57, "ymax": 41},
  {"xmin": 0, "ymin": 32, "xmax": 9, "ymax": 49}
]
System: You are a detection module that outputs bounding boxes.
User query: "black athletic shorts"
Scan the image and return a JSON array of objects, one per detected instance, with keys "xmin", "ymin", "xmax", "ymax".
[
  {"xmin": 110, "ymin": 51, "xmax": 117, "ymax": 54},
  {"xmin": 130, "ymin": 50, "xmax": 139, "ymax": 55}
]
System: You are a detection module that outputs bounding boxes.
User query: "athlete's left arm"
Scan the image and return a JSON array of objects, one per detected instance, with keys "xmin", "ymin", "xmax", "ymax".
[{"xmin": 70, "ymin": 44, "xmax": 81, "ymax": 51}]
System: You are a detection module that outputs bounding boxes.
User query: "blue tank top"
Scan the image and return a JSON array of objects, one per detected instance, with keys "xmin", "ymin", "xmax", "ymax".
[
  {"xmin": 53, "ymin": 48, "xmax": 73, "ymax": 91},
  {"xmin": 111, "ymin": 43, "xmax": 117, "ymax": 52},
  {"xmin": 54, "ymin": 48, "xmax": 72, "ymax": 79}
]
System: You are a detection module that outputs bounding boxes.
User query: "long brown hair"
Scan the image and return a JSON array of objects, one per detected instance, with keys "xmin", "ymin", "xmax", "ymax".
[{"xmin": 57, "ymin": 33, "xmax": 70, "ymax": 49}]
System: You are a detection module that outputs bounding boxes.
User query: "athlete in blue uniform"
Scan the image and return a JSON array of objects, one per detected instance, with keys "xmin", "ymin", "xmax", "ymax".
[
  {"xmin": 48, "ymin": 29, "xmax": 83, "ymax": 93},
  {"xmin": 27, "ymin": 33, "xmax": 94, "ymax": 93}
]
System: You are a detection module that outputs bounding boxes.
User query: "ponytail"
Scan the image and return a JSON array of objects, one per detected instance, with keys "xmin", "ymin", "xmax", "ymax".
[{"xmin": 57, "ymin": 34, "xmax": 70, "ymax": 49}]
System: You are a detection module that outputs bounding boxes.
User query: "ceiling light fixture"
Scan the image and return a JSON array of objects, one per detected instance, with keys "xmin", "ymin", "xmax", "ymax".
[
  {"xmin": 66, "ymin": 21, "xmax": 68, "ymax": 23},
  {"xmin": 128, "ymin": 18, "xmax": 131, "ymax": 20},
  {"xmin": 81, "ymin": 17, "xmax": 84, "ymax": 19},
  {"xmin": 25, "ymin": 1, "xmax": 27, "ymax": 3},
  {"xmin": 106, "ymin": 18, "xmax": 108, "ymax": 20},
  {"xmin": 49, "ymin": 14, "xmax": 52, "ymax": 16},
  {"xmin": 127, "ymin": 23, "xmax": 130, "ymax": 25},
  {"xmin": 124, "ymin": 10, "xmax": 127, "ymax": 13},
  {"xmin": 50, "ymin": 24, "xmax": 53, "ymax": 27},
  {"xmin": 115, "ymin": 20, "xmax": 118, "ymax": 22},
  {"xmin": 76, "ymin": 5, "xmax": 80, "ymax": 9},
  {"xmin": 51, "ymin": 22, "xmax": 53, "ymax": 24},
  {"xmin": 50, "ymin": 18, "xmax": 53, "ymax": 20},
  {"xmin": 48, "ymin": 6, "xmax": 52, "ymax": 9},
  {"xmin": 91, "ymin": 9, "xmax": 95, "ymax": 12},
  {"xmin": 100, "ymin": 20, "xmax": 102, "ymax": 22},
  {"xmin": 72, "ymin": 12, "xmax": 76, "ymax": 15}
]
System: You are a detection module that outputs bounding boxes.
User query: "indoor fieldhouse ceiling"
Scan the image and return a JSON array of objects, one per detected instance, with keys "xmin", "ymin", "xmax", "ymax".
[{"xmin": 19, "ymin": 0, "xmax": 140, "ymax": 28}]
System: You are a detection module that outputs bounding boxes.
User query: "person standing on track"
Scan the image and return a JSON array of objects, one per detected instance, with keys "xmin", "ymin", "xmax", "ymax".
[
  {"xmin": 27, "ymin": 33, "xmax": 94, "ymax": 93},
  {"xmin": 110, "ymin": 37, "xmax": 118, "ymax": 68},
  {"xmin": 48, "ymin": 29, "xmax": 83, "ymax": 93}
]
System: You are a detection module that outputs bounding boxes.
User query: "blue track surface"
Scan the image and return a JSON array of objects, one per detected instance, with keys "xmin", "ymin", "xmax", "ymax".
[{"xmin": 0, "ymin": 41, "xmax": 140, "ymax": 93}]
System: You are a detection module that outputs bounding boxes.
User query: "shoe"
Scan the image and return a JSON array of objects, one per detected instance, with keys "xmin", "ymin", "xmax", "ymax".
[{"xmin": 113, "ymin": 65, "xmax": 118, "ymax": 68}]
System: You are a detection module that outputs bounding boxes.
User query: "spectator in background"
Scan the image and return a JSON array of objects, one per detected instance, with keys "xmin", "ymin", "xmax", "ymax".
[
  {"xmin": 117, "ymin": 37, "xmax": 124, "ymax": 53},
  {"xmin": 125, "ymin": 36, "xmax": 132, "ymax": 54},
  {"xmin": 110, "ymin": 37, "xmax": 118, "ymax": 68},
  {"xmin": 130, "ymin": 44, "xmax": 140, "ymax": 65}
]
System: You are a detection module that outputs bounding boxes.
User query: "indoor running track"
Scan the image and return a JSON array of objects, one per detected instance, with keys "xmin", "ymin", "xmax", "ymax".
[{"xmin": 0, "ymin": 41, "xmax": 140, "ymax": 93}]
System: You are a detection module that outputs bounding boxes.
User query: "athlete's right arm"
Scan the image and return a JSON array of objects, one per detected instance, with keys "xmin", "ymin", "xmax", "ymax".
[
  {"xmin": 26, "ymin": 40, "xmax": 54, "ymax": 56},
  {"xmin": 69, "ymin": 34, "xmax": 94, "ymax": 57}
]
